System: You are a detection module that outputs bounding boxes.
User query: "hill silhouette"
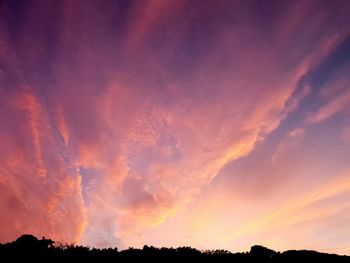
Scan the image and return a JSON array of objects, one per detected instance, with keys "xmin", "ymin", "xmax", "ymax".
[{"xmin": 0, "ymin": 234, "xmax": 349, "ymax": 261}]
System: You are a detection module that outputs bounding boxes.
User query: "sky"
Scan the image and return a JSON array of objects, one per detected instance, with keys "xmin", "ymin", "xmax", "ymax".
[{"xmin": 0, "ymin": 0, "xmax": 350, "ymax": 255}]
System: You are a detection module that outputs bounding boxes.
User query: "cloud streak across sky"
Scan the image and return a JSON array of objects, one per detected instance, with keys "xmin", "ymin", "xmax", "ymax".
[{"xmin": 0, "ymin": 0, "xmax": 350, "ymax": 253}]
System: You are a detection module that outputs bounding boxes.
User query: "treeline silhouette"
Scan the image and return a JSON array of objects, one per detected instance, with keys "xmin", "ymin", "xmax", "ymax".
[{"xmin": 0, "ymin": 234, "xmax": 349, "ymax": 262}]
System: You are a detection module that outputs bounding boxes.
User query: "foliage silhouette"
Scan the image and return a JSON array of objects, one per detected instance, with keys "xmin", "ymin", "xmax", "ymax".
[{"xmin": 0, "ymin": 234, "xmax": 349, "ymax": 262}]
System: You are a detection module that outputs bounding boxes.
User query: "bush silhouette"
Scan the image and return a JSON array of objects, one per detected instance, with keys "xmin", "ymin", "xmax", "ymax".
[{"xmin": 14, "ymin": 234, "xmax": 54, "ymax": 250}]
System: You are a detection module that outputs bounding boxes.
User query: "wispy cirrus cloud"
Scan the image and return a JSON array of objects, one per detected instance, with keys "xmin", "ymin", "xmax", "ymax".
[
  {"xmin": 0, "ymin": 88, "xmax": 86, "ymax": 243},
  {"xmin": 0, "ymin": 0, "xmax": 350, "ymax": 252},
  {"xmin": 306, "ymin": 89, "xmax": 350, "ymax": 124}
]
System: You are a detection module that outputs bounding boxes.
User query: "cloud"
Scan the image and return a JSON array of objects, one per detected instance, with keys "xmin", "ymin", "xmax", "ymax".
[
  {"xmin": 55, "ymin": 106, "xmax": 70, "ymax": 146},
  {"xmin": 13, "ymin": 90, "xmax": 49, "ymax": 177},
  {"xmin": 120, "ymin": 0, "xmax": 187, "ymax": 55},
  {"xmin": 272, "ymin": 127, "xmax": 305, "ymax": 162},
  {"xmin": 306, "ymin": 89, "xmax": 350, "ymax": 124},
  {"xmin": 0, "ymin": 88, "xmax": 86, "ymax": 243},
  {"xmin": 99, "ymin": 28, "xmax": 342, "ymax": 247},
  {"xmin": 223, "ymin": 170, "xmax": 350, "ymax": 246},
  {"xmin": 0, "ymin": 0, "xmax": 350, "ymax": 251},
  {"xmin": 304, "ymin": 47, "xmax": 350, "ymax": 125},
  {"xmin": 288, "ymin": 128, "xmax": 305, "ymax": 138},
  {"xmin": 171, "ymin": 168, "xmax": 350, "ymax": 252}
]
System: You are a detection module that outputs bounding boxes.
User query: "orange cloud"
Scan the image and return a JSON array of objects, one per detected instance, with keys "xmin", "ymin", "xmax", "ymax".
[
  {"xmin": 13, "ymin": 90, "xmax": 49, "ymax": 177},
  {"xmin": 77, "ymin": 5, "xmax": 349, "ymax": 246},
  {"xmin": 0, "ymin": 89, "xmax": 86, "ymax": 243},
  {"xmin": 222, "ymin": 171, "xmax": 350, "ymax": 246},
  {"xmin": 1, "ymin": 0, "xmax": 350, "ymax": 252}
]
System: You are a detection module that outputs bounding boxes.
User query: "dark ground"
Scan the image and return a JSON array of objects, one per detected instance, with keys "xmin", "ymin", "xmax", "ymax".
[{"xmin": 0, "ymin": 234, "xmax": 349, "ymax": 262}]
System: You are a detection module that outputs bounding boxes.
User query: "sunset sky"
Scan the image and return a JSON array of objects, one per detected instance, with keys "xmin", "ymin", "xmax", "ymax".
[{"xmin": 1, "ymin": 0, "xmax": 350, "ymax": 254}]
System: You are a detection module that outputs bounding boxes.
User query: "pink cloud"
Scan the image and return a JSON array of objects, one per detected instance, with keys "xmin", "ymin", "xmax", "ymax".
[
  {"xmin": 12, "ymin": 90, "xmax": 49, "ymax": 177},
  {"xmin": 272, "ymin": 128, "xmax": 305, "ymax": 163},
  {"xmin": 0, "ymin": 0, "xmax": 350, "ymax": 252},
  {"xmin": 0, "ymin": 89, "xmax": 86, "ymax": 243},
  {"xmin": 288, "ymin": 128, "xmax": 305, "ymax": 138},
  {"xmin": 306, "ymin": 90, "xmax": 350, "ymax": 124},
  {"xmin": 55, "ymin": 106, "xmax": 70, "ymax": 146},
  {"xmin": 305, "ymin": 68, "xmax": 350, "ymax": 124}
]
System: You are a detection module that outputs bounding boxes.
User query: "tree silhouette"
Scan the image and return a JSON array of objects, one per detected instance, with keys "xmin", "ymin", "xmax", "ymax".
[{"xmin": 0, "ymin": 234, "xmax": 349, "ymax": 261}]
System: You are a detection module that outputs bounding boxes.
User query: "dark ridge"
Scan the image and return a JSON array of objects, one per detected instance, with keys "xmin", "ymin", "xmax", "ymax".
[{"xmin": 0, "ymin": 234, "xmax": 349, "ymax": 261}]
